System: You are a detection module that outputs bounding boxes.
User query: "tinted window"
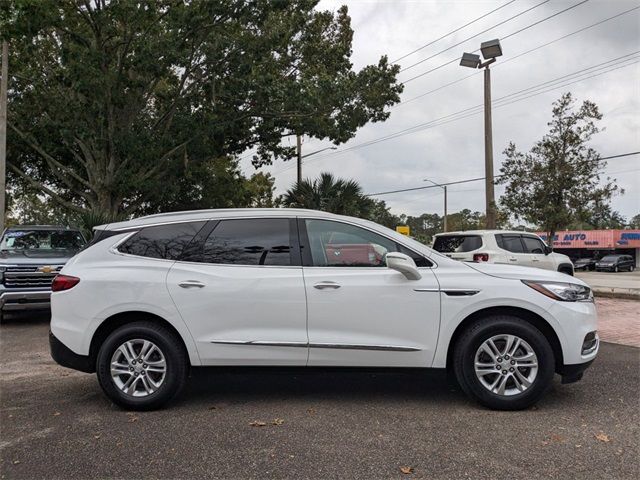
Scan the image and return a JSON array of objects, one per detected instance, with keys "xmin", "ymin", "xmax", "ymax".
[
  {"xmin": 497, "ymin": 235, "xmax": 524, "ymax": 253},
  {"xmin": 118, "ymin": 222, "xmax": 205, "ymax": 260},
  {"xmin": 601, "ymin": 255, "xmax": 618, "ymax": 262},
  {"xmin": 196, "ymin": 219, "xmax": 292, "ymax": 266},
  {"xmin": 304, "ymin": 219, "xmax": 429, "ymax": 268},
  {"xmin": 433, "ymin": 235, "xmax": 482, "ymax": 253},
  {"xmin": 522, "ymin": 236, "xmax": 546, "ymax": 254},
  {"xmin": 1, "ymin": 229, "xmax": 85, "ymax": 252}
]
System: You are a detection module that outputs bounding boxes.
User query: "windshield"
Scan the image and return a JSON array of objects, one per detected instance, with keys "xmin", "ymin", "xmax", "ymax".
[
  {"xmin": 0, "ymin": 229, "xmax": 86, "ymax": 252},
  {"xmin": 433, "ymin": 235, "xmax": 482, "ymax": 253},
  {"xmin": 600, "ymin": 256, "xmax": 619, "ymax": 262}
]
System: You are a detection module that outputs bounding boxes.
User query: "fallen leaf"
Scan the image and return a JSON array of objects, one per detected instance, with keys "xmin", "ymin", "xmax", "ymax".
[
  {"xmin": 52, "ymin": 412, "xmax": 61, "ymax": 417},
  {"xmin": 13, "ymin": 460, "xmax": 20, "ymax": 465},
  {"xmin": 307, "ymin": 408, "xmax": 316, "ymax": 415},
  {"xmin": 249, "ymin": 421, "xmax": 267, "ymax": 427},
  {"xmin": 127, "ymin": 413, "xmax": 139, "ymax": 423},
  {"xmin": 94, "ymin": 434, "xmax": 101, "ymax": 440},
  {"xmin": 272, "ymin": 418, "xmax": 284, "ymax": 426},
  {"xmin": 208, "ymin": 406, "xmax": 217, "ymax": 410},
  {"xmin": 550, "ymin": 434, "xmax": 565, "ymax": 443},
  {"xmin": 400, "ymin": 466, "xmax": 414, "ymax": 474},
  {"xmin": 595, "ymin": 433, "xmax": 611, "ymax": 442}
]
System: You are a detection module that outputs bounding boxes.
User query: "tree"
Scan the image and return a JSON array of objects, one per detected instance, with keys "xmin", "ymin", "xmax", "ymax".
[
  {"xmin": 629, "ymin": 214, "xmax": 640, "ymax": 229},
  {"xmin": 568, "ymin": 203, "xmax": 626, "ymax": 230},
  {"xmin": 497, "ymin": 93, "xmax": 621, "ymax": 240},
  {"xmin": 2, "ymin": 1, "xmax": 402, "ymax": 218},
  {"xmin": 283, "ymin": 172, "xmax": 372, "ymax": 217}
]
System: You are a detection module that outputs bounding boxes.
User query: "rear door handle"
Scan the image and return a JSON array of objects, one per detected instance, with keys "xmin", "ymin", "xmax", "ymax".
[
  {"xmin": 178, "ymin": 280, "xmax": 205, "ymax": 289},
  {"xmin": 314, "ymin": 281, "xmax": 341, "ymax": 290}
]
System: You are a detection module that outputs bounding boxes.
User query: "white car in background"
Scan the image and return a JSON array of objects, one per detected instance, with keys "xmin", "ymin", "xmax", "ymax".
[
  {"xmin": 433, "ymin": 230, "xmax": 574, "ymax": 276},
  {"xmin": 49, "ymin": 210, "xmax": 596, "ymax": 411}
]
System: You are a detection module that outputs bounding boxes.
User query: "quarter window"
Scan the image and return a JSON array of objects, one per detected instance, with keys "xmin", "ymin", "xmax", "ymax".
[
  {"xmin": 195, "ymin": 219, "xmax": 292, "ymax": 266},
  {"xmin": 118, "ymin": 222, "xmax": 206, "ymax": 260},
  {"xmin": 304, "ymin": 219, "xmax": 431, "ymax": 267}
]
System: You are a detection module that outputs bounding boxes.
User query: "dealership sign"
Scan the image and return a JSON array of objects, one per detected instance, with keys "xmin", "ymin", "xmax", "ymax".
[{"xmin": 537, "ymin": 230, "xmax": 640, "ymax": 249}]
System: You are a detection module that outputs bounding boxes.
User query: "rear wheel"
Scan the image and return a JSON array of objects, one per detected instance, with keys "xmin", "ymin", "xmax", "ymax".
[
  {"xmin": 453, "ymin": 316, "xmax": 555, "ymax": 410},
  {"xmin": 96, "ymin": 321, "xmax": 188, "ymax": 410},
  {"xmin": 614, "ymin": 266, "xmax": 619, "ymax": 273},
  {"xmin": 629, "ymin": 265, "xmax": 635, "ymax": 272}
]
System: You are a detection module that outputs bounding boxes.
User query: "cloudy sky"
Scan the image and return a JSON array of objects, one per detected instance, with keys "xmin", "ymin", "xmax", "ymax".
[{"xmin": 240, "ymin": 0, "xmax": 640, "ymax": 222}]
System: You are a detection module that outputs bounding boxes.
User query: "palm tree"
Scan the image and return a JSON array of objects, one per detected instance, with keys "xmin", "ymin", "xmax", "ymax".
[{"xmin": 283, "ymin": 172, "xmax": 373, "ymax": 217}]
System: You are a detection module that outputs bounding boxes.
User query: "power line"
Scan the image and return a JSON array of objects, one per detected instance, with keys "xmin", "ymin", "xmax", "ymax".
[
  {"xmin": 395, "ymin": 5, "xmax": 640, "ymax": 108},
  {"xmin": 365, "ymin": 152, "xmax": 640, "ymax": 196},
  {"xmin": 402, "ymin": 0, "xmax": 590, "ymax": 84},
  {"xmin": 399, "ymin": 0, "xmax": 551, "ymax": 73},
  {"xmin": 392, "ymin": 1, "xmax": 517, "ymax": 64},
  {"xmin": 296, "ymin": 54, "xmax": 639, "ymax": 165}
]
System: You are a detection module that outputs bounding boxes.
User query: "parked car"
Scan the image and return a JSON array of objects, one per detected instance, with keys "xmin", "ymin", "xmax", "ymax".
[
  {"xmin": 573, "ymin": 257, "xmax": 597, "ymax": 271},
  {"xmin": 433, "ymin": 230, "xmax": 574, "ymax": 276},
  {"xmin": 50, "ymin": 209, "xmax": 598, "ymax": 411},
  {"xmin": 595, "ymin": 254, "xmax": 635, "ymax": 272},
  {"xmin": 0, "ymin": 225, "xmax": 87, "ymax": 319}
]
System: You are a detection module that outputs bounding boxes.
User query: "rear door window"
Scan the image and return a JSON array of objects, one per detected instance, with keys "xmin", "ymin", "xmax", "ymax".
[
  {"xmin": 192, "ymin": 218, "xmax": 293, "ymax": 266},
  {"xmin": 496, "ymin": 234, "xmax": 525, "ymax": 253},
  {"xmin": 118, "ymin": 222, "xmax": 206, "ymax": 260},
  {"xmin": 433, "ymin": 235, "xmax": 482, "ymax": 253}
]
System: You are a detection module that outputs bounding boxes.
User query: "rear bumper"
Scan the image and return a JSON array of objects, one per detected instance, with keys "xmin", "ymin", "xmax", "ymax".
[
  {"xmin": 0, "ymin": 289, "xmax": 51, "ymax": 311},
  {"xmin": 558, "ymin": 359, "xmax": 595, "ymax": 384},
  {"xmin": 49, "ymin": 330, "xmax": 94, "ymax": 373}
]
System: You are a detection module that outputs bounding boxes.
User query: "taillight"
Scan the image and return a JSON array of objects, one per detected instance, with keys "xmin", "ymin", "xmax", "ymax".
[
  {"xmin": 473, "ymin": 253, "xmax": 489, "ymax": 262},
  {"xmin": 52, "ymin": 274, "xmax": 80, "ymax": 292}
]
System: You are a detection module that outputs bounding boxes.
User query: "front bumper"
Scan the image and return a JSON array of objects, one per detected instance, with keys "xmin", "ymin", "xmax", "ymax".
[
  {"xmin": 49, "ymin": 331, "xmax": 94, "ymax": 373},
  {"xmin": 0, "ymin": 289, "xmax": 52, "ymax": 311},
  {"xmin": 558, "ymin": 359, "xmax": 595, "ymax": 384}
]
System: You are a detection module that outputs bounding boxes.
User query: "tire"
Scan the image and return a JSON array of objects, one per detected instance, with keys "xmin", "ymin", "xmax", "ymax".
[
  {"xmin": 453, "ymin": 315, "xmax": 555, "ymax": 410},
  {"xmin": 629, "ymin": 266, "xmax": 635, "ymax": 272},
  {"xmin": 614, "ymin": 266, "xmax": 618, "ymax": 273},
  {"xmin": 96, "ymin": 321, "xmax": 188, "ymax": 410}
]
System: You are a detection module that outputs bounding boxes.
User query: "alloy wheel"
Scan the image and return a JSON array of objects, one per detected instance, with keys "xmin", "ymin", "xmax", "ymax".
[
  {"xmin": 474, "ymin": 334, "xmax": 538, "ymax": 396},
  {"xmin": 110, "ymin": 339, "xmax": 167, "ymax": 397}
]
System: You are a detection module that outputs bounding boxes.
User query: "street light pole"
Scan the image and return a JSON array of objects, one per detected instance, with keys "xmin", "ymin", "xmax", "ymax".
[
  {"xmin": 296, "ymin": 134, "xmax": 302, "ymax": 185},
  {"xmin": 423, "ymin": 178, "xmax": 447, "ymax": 232},
  {"xmin": 460, "ymin": 39, "xmax": 502, "ymax": 230},
  {"xmin": 0, "ymin": 40, "xmax": 8, "ymax": 234},
  {"xmin": 483, "ymin": 66, "xmax": 496, "ymax": 229}
]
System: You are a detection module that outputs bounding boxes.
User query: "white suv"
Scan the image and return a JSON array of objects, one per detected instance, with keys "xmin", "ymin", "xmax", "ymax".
[
  {"xmin": 433, "ymin": 230, "xmax": 574, "ymax": 276},
  {"xmin": 50, "ymin": 209, "xmax": 597, "ymax": 411}
]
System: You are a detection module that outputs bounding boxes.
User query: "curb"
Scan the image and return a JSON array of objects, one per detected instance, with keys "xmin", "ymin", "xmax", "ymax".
[{"xmin": 593, "ymin": 289, "xmax": 640, "ymax": 301}]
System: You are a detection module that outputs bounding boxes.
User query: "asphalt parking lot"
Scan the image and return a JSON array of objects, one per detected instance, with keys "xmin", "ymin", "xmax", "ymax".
[{"xmin": 1, "ymin": 315, "xmax": 639, "ymax": 480}]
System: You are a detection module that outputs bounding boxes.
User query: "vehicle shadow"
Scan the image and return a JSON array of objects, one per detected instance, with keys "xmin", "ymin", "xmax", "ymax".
[
  {"xmin": 0, "ymin": 311, "xmax": 51, "ymax": 325},
  {"xmin": 181, "ymin": 367, "xmax": 468, "ymax": 407}
]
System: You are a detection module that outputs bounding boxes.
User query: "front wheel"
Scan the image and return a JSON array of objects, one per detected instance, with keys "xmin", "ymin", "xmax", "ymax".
[
  {"xmin": 96, "ymin": 321, "xmax": 188, "ymax": 410},
  {"xmin": 453, "ymin": 316, "xmax": 555, "ymax": 410},
  {"xmin": 629, "ymin": 265, "xmax": 635, "ymax": 272},
  {"xmin": 614, "ymin": 266, "xmax": 619, "ymax": 273}
]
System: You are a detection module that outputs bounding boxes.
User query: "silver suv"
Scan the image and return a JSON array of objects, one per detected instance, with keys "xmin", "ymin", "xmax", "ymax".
[
  {"xmin": 0, "ymin": 225, "xmax": 86, "ymax": 319},
  {"xmin": 433, "ymin": 230, "xmax": 574, "ymax": 276}
]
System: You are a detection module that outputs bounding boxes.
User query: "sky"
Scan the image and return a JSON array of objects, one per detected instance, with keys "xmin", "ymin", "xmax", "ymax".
[{"xmin": 239, "ymin": 0, "xmax": 640, "ymax": 222}]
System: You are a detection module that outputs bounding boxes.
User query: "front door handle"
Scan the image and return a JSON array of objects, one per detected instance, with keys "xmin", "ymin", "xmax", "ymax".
[
  {"xmin": 314, "ymin": 281, "xmax": 341, "ymax": 290},
  {"xmin": 178, "ymin": 280, "xmax": 205, "ymax": 289},
  {"xmin": 509, "ymin": 258, "xmax": 517, "ymax": 262}
]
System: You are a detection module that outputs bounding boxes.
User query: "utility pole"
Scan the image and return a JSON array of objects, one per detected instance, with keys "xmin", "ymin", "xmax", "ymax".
[
  {"xmin": 483, "ymin": 66, "xmax": 496, "ymax": 229},
  {"xmin": 296, "ymin": 134, "xmax": 302, "ymax": 185},
  {"xmin": 0, "ymin": 40, "xmax": 8, "ymax": 234}
]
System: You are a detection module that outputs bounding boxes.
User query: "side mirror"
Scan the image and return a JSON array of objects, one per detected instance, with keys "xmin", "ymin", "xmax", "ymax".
[
  {"xmin": 544, "ymin": 245, "xmax": 553, "ymax": 255},
  {"xmin": 386, "ymin": 252, "xmax": 421, "ymax": 280}
]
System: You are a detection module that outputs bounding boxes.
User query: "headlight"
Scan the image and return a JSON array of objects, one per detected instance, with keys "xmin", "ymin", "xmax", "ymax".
[{"xmin": 522, "ymin": 280, "xmax": 593, "ymax": 302}]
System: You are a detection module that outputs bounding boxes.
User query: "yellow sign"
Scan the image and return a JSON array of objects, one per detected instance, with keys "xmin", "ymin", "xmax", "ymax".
[{"xmin": 396, "ymin": 226, "xmax": 410, "ymax": 236}]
